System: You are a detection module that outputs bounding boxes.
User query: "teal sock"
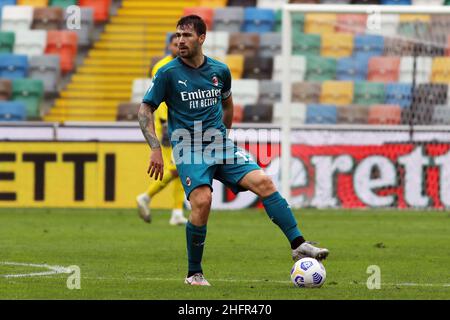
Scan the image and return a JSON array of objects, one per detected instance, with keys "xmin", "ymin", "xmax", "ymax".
[
  {"xmin": 262, "ymin": 192, "xmax": 302, "ymax": 243},
  {"xmin": 186, "ymin": 221, "xmax": 207, "ymax": 274}
]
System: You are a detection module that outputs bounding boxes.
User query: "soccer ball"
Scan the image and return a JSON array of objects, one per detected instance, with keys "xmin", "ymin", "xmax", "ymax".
[{"xmin": 290, "ymin": 257, "xmax": 326, "ymax": 288}]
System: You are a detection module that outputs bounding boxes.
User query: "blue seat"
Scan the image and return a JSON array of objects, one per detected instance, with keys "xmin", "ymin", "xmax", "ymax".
[
  {"xmin": 0, "ymin": 101, "xmax": 26, "ymax": 121},
  {"xmin": 337, "ymin": 56, "xmax": 369, "ymax": 81},
  {"xmin": 242, "ymin": 8, "xmax": 275, "ymax": 33},
  {"xmin": 385, "ymin": 83, "xmax": 412, "ymax": 109},
  {"xmin": 0, "ymin": 0, "xmax": 16, "ymax": 20},
  {"xmin": 0, "ymin": 54, "xmax": 28, "ymax": 79},
  {"xmin": 354, "ymin": 35, "xmax": 384, "ymax": 60},
  {"xmin": 306, "ymin": 104, "xmax": 337, "ymax": 124},
  {"xmin": 380, "ymin": 0, "xmax": 411, "ymax": 4}
]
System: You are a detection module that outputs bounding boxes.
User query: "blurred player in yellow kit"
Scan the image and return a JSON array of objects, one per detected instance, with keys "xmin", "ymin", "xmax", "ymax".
[{"xmin": 136, "ymin": 34, "xmax": 188, "ymax": 226}]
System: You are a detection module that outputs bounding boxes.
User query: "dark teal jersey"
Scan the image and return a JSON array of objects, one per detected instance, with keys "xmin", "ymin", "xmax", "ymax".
[{"xmin": 142, "ymin": 56, "xmax": 232, "ymax": 142}]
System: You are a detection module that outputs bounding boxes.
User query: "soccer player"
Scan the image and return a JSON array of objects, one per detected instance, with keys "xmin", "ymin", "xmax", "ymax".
[
  {"xmin": 138, "ymin": 15, "xmax": 329, "ymax": 286},
  {"xmin": 136, "ymin": 33, "xmax": 188, "ymax": 226}
]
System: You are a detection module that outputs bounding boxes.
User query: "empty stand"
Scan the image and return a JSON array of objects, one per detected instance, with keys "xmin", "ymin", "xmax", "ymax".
[
  {"xmin": 273, "ymin": 102, "xmax": 306, "ymax": 124},
  {"xmin": 337, "ymin": 105, "xmax": 369, "ymax": 124},
  {"xmin": 320, "ymin": 81, "xmax": 353, "ymax": 106},
  {"xmin": 1, "ymin": 5, "xmax": 34, "ymax": 32},
  {"xmin": 243, "ymin": 104, "xmax": 273, "ymax": 123},
  {"xmin": 431, "ymin": 57, "xmax": 450, "ymax": 83},
  {"xmin": 292, "ymin": 33, "xmax": 321, "ymax": 56},
  {"xmin": 45, "ymin": 30, "xmax": 78, "ymax": 73},
  {"xmin": 242, "ymin": 8, "xmax": 275, "ymax": 33},
  {"xmin": 32, "ymin": 7, "xmax": 63, "ymax": 30},
  {"xmin": 336, "ymin": 14, "xmax": 367, "ymax": 34},
  {"xmin": 14, "ymin": 30, "xmax": 47, "ymax": 57},
  {"xmin": 232, "ymin": 79, "xmax": 259, "ymax": 106},
  {"xmin": 306, "ymin": 104, "xmax": 338, "ymax": 124},
  {"xmin": 385, "ymin": 83, "xmax": 412, "ymax": 109},
  {"xmin": 0, "ymin": 53, "xmax": 28, "ymax": 79},
  {"xmin": 29, "ymin": 54, "xmax": 61, "ymax": 94},
  {"xmin": 353, "ymin": 35, "xmax": 384, "ymax": 59},
  {"xmin": 0, "ymin": 101, "xmax": 26, "ymax": 121},
  {"xmin": 213, "ymin": 7, "xmax": 244, "ymax": 33},
  {"xmin": 306, "ymin": 56, "xmax": 336, "ymax": 81},
  {"xmin": 432, "ymin": 105, "xmax": 450, "ymax": 125},
  {"xmin": 79, "ymin": 0, "xmax": 111, "ymax": 23},
  {"xmin": 273, "ymin": 55, "xmax": 306, "ymax": 82},
  {"xmin": 117, "ymin": 102, "xmax": 140, "ymax": 121},
  {"xmin": 321, "ymin": 33, "xmax": 353, "ymax": 58},
  {"xmin": 399, "ymin": 56, "xmax": 432, "ymax": 84},
  {"xmin": 64, "ymin": 7, "xmax": 94, "ymax": 47},
  {"xmin": 11, "ymin": 78, "xmax": 44, "ymax": 119},
  {"xmin": 292, "ymin": 82, "xmax": 321, "ymax": 103},
  {"xmin": 258, "ymin": 80, "xmax": 281, "ymax": 104},
  {"xmin": 367, "ymin": 56, "xmax": 401, "ymax": 83},
  {"xmin": 132, "ymin": 78, "xmax": 151, "ymax": 103},
  {"xmin": 228, "ymin": 32, "xmax": 259, "ymax": 57},
  {"xmin": 225, "ymin": 54, "xmax": 244, "ymax": 79},
  {"xmin": 368, "ymin": 104, "xmax": 402, "ymax": 125},
  {"xmin": 0, "ymin": 79, "xmax": 12, "ymax": 100},
  {"xmin": 354, "ymin": 82, "xmax": 385, "ymax": 105},
  {"xmin": 259, "ymin": 32, "xmax": 281, "ymax": 58},
  {"xmin": 0, "ymin": 31, "xmax": 15, "ymax": 53},
  {"xmin": 336, "ymin": 56, "xmax": 369, "ymax": 81},
  {"xmin": 243, "ymin": 56, "xmax": 273, "ymax": 79}
]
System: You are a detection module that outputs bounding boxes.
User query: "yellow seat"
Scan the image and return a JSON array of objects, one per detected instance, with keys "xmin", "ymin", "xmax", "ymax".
[
  {"xmin": 431, "ymin": 57, "xmax": 450, "ymax": 83},
  {"xmin": 17, "ymin": 0, "xmax": 48, "ymax": 6},
  {"xmin": 199, "ymin": 0, "xmax": 227, "ymax": 7},
  {"xmin": 399, "ymin": 14, "xmax": 430, "ymax": 23},
  {"xmin": 305, "ymin": 14, "xmax": 337, "ymax": 35},
  {"xmin": 225, "ymin": 55, "xmax": 244, "ymax": 80},
  {"xmin": 321, "ymin": 33, "xmax": 353, "ymax": 58},
  {"xmin": 320, "ymin": 81, "xmax": 354, "ymax": 106}
]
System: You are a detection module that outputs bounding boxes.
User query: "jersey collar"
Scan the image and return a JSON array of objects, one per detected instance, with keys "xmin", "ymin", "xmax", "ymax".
[{"xmin": 178, "ymin": 55, "xmax": 208, "ymax": 70}]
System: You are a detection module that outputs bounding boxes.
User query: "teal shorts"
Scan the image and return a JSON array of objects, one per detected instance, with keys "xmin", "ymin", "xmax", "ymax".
[{"xmin": 174, "ymin": 140, "xmax": 261, "ymax": 200}]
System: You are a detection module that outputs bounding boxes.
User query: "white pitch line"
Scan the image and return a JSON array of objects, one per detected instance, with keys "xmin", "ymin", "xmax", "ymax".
[{"xmin": 0, "ymin": 262, "xmax": 72, "ymax": 278}]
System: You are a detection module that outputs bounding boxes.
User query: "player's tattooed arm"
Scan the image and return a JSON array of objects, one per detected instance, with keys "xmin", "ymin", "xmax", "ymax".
[{"xmin": 138, "ymin": 103, "xmax": 161, "ymax": 150}]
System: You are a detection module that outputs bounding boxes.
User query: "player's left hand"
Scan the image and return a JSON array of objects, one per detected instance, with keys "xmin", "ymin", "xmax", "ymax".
[{"xmin": 147, "ymin": 149, "xmax": 164, "ymax": 181}]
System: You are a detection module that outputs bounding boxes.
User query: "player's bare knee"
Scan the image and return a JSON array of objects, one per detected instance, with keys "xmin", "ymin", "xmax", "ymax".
[{"xmin": 257, "ymin": 176, "xmax": 276, "ymax": 198}]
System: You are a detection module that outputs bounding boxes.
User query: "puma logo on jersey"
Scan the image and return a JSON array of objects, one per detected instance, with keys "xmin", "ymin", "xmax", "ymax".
[{"xmin": 178, "ymin": 80, "xmax": 188, "ymax": 87}]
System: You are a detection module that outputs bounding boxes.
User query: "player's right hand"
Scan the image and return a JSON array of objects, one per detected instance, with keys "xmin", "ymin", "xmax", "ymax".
[{"xmin": 147, "ymin": 149, "xmax": 164, "ymax": 181}]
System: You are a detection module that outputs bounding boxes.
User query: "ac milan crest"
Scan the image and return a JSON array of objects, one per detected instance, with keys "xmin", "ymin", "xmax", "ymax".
[{"xmin": 212, "ymin": 76, "xmax": 219, "ymax": 86}]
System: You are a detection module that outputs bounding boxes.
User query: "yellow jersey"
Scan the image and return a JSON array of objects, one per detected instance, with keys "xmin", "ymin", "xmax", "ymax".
[{"xmin": 151, "ymin": 55, "xmax": 173, "ymax": 141}]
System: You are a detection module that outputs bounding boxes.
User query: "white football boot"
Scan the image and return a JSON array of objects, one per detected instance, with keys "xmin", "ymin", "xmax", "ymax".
[
  {"xmin": 292, "ymin": 241, "xmax": 329, "ymax": 262},
  {"xmin": 136, "ymin": 193, "xmax": 151, "ymax": 223},
  {"xmin": 169, "ymin": 209, "xmax": 188, "ymax": 226},
  {"xmin": 184, "ymin": 273, "xmax": 211, "ymax": 286}
]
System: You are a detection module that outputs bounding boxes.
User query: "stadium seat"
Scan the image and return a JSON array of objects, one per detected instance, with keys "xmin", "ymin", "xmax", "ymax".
[
  {"xmin": 430, "ymin": 15, "xmax": 450, "ymax": 47},
  {"xmin": 397, "ymin": 14, "xmax": 431, "ymax": 42},
  {"xmin": 321, "ymin": 33, "xmax": 353, "ymax": 58},
  {"xmin": 273, "ymin": 55, "xmax": 306, "ymax": 82},
  {"xmin": 243, "ymin": 104, "xmax": 273, "ymax": 123},
  {"xmin": 257, "ymin": 0, "xmax": 288, "ymax": 10},
  {"xmin": 242, "ymin": 8, "xmax": 275, "ymax": 33},
  {"xmin": 337, "ymin": 105, "xmax": 369, "ymax": 124},
  {"xmin": 367, "ymin": 14, "xmax": 399, "ymax": 37},
  {"xmin": 50, "ymin": 0, "xmax": 76, "ymax": 8},
  {"xmin": 17, "ymin": 0, "xmax": 48, "ymax": 6},
  {"xmin": 243, "ymin": 57, "xmax": 273, "ymax": 79},
  {"xmin": 353, "ymin": 35, "xmax": 384, "ymax": 60},
  {"xmin": 320, "ymin": 81, "xmax": 354, "ymax": 106},
  {"xmin": 117, "ymin": 102, "xmax": 140, "ymax": 121},
  {"xmin": 407, "ymin": 84, "xmax": 448, "ymax": 124},
  {"xmin": 0, "ymin": 79, "xmax": 12, "ymax": 100},
  {"xmin": 336, "ymin": 14, "xmax": 367, "ymax": 35},
  {"xmin": 306, "ymin": 104, "xmax": 337, "ymax": 124},
  {"xmin": 0, "ymin": 53, "xmax": 28, "ymax": 79},
  {"xmin": 1, "ymin": 5, "xmax": 34, "ymax": 32},
  {"xmin": 258, "ymin": 80, "xmax": 281, "ymax": 104},
  {"xmin": 227, "ymin": 0, "xmax": 257, "ymax": 6},
  {"xmin": 29, "ymin": 54, "xmax": 61, "ymax": 94},
  {"xmin": 11, "ymin": 78, "xmax": 44, "ymax": 119},
  {"xmin": 0, "ymin": 31, "xmax": 15, "ymax": 53},
  {"xmin": 131, "ymin": 78, "xmax": 151, "ymax": 103},
  {"xmin": 304, "ymin": 14, "xmax": 337, "ymax": 35},
  {"xmin": 380, "ymin": 0, "xmax": 411, "ymax": 4},
  {"xmin": 259, "ymin": 32, "xmax": 281, "ymax": 58},
  {"xmin": 64, "ymin": 7, "xmax": 93, "ymax": 47},
  {"xmin": 79, "ymin": 0, "xmax": 111, "ymax": 23},
  {"xmin": 32, "ymin": 7, "xmax": 64, "ymax": 30},
  {"xmin": 292, "ymin": 33, "xmax": 321, "ymax": 56},
  {"xmin": 367, "ymin": 57, "xmax": 400, "ymax": 83},
  {"xmin": 231, "ymin": 79, "xmax": 259, "ymax": 106},
  {"xmin": 0, "ymin": 0, "xmax": 16, "ymax": 20},
  {"xmin": 336, "ymin": 56, "xmax": 369, "ymax": 81},
  {"xmin": 385, "ymin": 83, "xmax": 412, "ymax": 109},
  {"xmin": 14, "ymin": 30, "xmax": 47, "ymax": 57},
  {"xmin": 274, "ymin": 11, "xmax": 304, "ymax": 33},
  {"xmin": 213, "ymin": 7, "xmax": 244, "ymax": 33},
  {"xmin": 273, "ymin": 102, "xmax": 306, "ymax": 124},
  {"xmin": 383, "ymin": 37, "xmax": 413, "ymax": 56},
  {"xmin": 225, "ymin": 54, "xmax": 244, "ymax": 79},
  {"xmin": 432, "ymin": 105, "xmax": 450, "ymax": 125},
  {"xmin": 353, "ymin": 82, "xmax": 385, "ymax": 105},
  {"xmin": 228, "ymin": 33, "xmax": 259, "ymax": 57},
  {"xmin": 45, "ymin": 30, "xmax": 78, "ymax": 73},
  {"xmin": 203, "ymin": 31, "xmax": 229, "ymax": 59},
  {"xmin": 305, "ymin": 56, "xmax": 336, "ymax": 82},
  {"xmin": 321, "ymin": 0, "xmax": 351, "ymax": 4},
  {"xmin": 0, "ymin": 101, "xmax": 26, "ymax": 121},
  {"xmin": 199, "ymin": 0, "xmax": 227, "ymax": 7},
  {"xmin": 183, "ymin": 7, "xmax": 214, "ymax": 30},
  {"xmin": 368, "ymin": 104, "xmax": 402, "ymax": 125},
  {"xmin": 399, "ymin": 56, "xmax": 432, "ymax": 84},
  {"xmin": 351, "ymin": 0, "xmax": 380, "ymax": 3},
  {"xmin": 431, "ymin": 57, "xmax": 450, "ymax": 83},
  {"xmin": 292, "ymin": 81, "xmax": 321, "ymax": 103}
]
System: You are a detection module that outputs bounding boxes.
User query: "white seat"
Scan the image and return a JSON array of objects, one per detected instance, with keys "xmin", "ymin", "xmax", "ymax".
[
  {"xmin": 367, "ymin": 14, "xmax": 399, "ymax": 37},
  {"xmin": 399, "ymin": 56, "xmax": 432, "ymax": 84},
  {"xmin": 132, "ymin": 78, "xmax": 152, "ymax": 103},
  {"xmin": 273, "ymin": 102, "xmax": 306, "ymax": 125},
  {"xmin": 1, "ymin": 5, "xmax": 34, "ymax": 32},
  {"xmin": 273, "ymin": 55, "xmax": 306, "ymax": 82},
  {"xmin": 412, "ymin": 0, "xmax": 444, "ymax": 5},
  {"xmin": 14, "ymin": 30, "xmax": 47, "ymax": 57},
  {"xmin": 257, "ymin": 0, "xmax": 287, "ymax": 10},
  {"xmin": 232, "ymin": 79, "xmax": 259, "ymax": 106},
  {"xmin": 204, "ymin": 31, "xmax": 229, "ymax": 60}
]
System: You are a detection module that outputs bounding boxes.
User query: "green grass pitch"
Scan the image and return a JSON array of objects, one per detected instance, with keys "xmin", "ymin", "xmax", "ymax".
[{"xmin": 0, "ymin": 208, "xmax": 449, "ymax": 300}]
